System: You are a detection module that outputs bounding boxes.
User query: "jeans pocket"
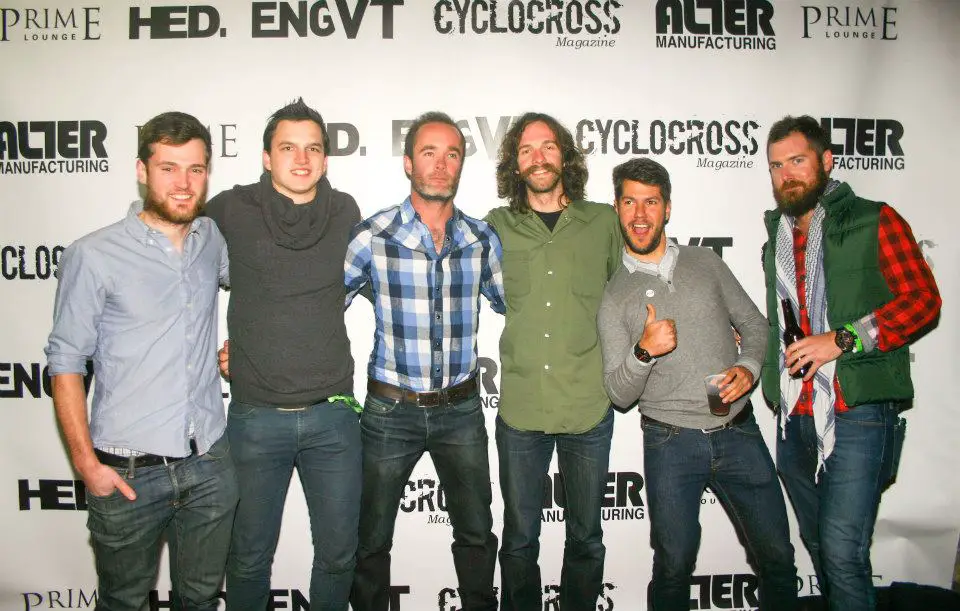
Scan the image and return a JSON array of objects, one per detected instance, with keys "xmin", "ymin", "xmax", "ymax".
[
  {"xmin": 364, "ymin": 394, "xmax": 399, "ymax": 416},
  {"xmin": 886, "ymin": 416, "xmax": 907, "ymax": 486},
  {"xmin": 730, "ymin": 415, "xmax": 763, "ymax": 438},
  {"xmin": 228, "ymin": 401, "xmax": 259, "ymax": 419},
  {"xmin": 835, "ymin": 402, "xmax": 886, "ymax": 426},
  {"xmin": 201, "ymin": 435, "xmax": 231, "ymax": 462},
  {"xmin": 451, "ymin": 395, "xmax": 482, "ymax": 415},
  {"xmin": 642, "ymin": 420, "xmax": 677, "ymax": 449},
  {"xmin": 86, "ymin": 485, "xmax": 124, "ymax": 501}
]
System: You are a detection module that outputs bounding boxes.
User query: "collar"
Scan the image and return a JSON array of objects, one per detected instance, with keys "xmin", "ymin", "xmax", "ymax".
[
  {"xmin": 504, "ymin": 199, "xmax": 592, "ymax": 229},
  {"xmin": 622, "ymin": 240, "xmax": 679, "ymax": 276},
  {"xmin": 395, "ymin": 196, "xmax": 467, "ymax": 253},
  {"xmin": 123, "ymin": 200, "xmax": 201, "ymax": 246}
]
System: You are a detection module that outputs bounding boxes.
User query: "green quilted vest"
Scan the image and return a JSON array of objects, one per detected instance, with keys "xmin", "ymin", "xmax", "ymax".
[{"xmin": 760, "ymin": 182, "xmax": 913, "ymax": 408}]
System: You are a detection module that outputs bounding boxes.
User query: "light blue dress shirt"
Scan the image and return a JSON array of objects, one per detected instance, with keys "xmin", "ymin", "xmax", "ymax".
[{"xmin": 45, "ymin": 201, "xmax": 229, "ymax": 457}]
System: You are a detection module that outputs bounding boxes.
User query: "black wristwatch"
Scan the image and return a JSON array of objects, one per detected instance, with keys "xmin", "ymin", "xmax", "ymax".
[
  {"xmin": 634, "ymin": 343, "xmax": 653, "ymax": 363},
  {"xmin": 834, "ymin": 327, "xmax": 857, "ymax": 354}
]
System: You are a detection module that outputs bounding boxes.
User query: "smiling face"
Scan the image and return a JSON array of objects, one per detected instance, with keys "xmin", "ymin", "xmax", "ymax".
[
  {"xmin": 263, "ymin": 119, "xmax": 328, "ymax": 204},
  {"xmin": 136, "ymin": 138, "xmax": 209, "ymax": 225},
  {"xmin": 403, "ymin": 121, "xmax": 464, "ymax": 203},
  {"xmin": 615, "ymin": 179, "xmax": 671, "ymax": 263},
  {"xmin": 517, "ymin": 120, "xmax": 563, "ymax": 197}
]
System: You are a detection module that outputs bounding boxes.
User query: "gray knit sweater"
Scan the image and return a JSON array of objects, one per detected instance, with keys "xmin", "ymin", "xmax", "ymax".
[{"xmin": 598, "ymin": 245, "xmax": 767, "ymax": 429}]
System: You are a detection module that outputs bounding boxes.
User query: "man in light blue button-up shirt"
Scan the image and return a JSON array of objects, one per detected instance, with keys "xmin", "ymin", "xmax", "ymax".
[{"xmin": 44, "ymin": 111, "xmax": 238, "ymax": 611}]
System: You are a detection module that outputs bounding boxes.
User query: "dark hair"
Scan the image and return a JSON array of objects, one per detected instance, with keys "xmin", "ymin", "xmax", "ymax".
[
  {"xmin": 262, "ymin": 97, "xmax": 330, "ymax": 154},
  {"xmin": 137, "ymin": 111, "xmax": 211, "ymax": 165},
  {"xmin": 612, "ymin": 157, "xmax": 672, "ymax": 202},
  {"xmin": 403, "ymin": 111, "xmax": 465, "ymax": 159},
  {"xmin": 767, "ymin": 115, "xmax": 832, "ymax": 157},
  {"xmin": 495, "ymin": 112, "xmax": 587, "ymax": 214}
]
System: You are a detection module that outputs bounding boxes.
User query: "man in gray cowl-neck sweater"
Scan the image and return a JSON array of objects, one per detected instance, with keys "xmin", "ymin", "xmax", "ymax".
[
  {"xmin": 206, "ymin": 98, "xmax": 362, "ymax": 611},
  {"xmin": 597, "ymin": 158, "xmax": 798, "ymax": 611}
]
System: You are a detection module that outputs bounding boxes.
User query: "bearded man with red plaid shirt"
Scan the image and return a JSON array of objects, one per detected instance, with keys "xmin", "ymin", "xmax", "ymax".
[{"xmin": 759, "ymin": 115, "xmax": 941, "ymax": 611}]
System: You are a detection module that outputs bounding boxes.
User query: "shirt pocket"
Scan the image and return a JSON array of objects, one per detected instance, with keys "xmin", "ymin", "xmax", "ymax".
[
  {"xmin": 571, "ymin": 247, "xmax": 607, "ymax": 300},
  {"xmin": 502, "ymin": 250, "xmax": 531, "ymax": 308}
]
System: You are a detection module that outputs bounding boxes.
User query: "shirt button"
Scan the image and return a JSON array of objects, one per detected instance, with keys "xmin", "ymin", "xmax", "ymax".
[
  {"xmin": 544, "ymin": 333, "xmax": 550, "ymax": 338},
  {"xmin": 547, "ymin": 270, "xmax": 553, "ymax": 275},
  {"xmin": 546, "ymin": 302, "xmax": 551, "ymax": 307},
  {"xmin": 544, "ymin": 364, "xmax": 550, "ymax": 370},
  {"xmin": 435, "ymin": 313, "xmax": 441, "ymax": 320}
]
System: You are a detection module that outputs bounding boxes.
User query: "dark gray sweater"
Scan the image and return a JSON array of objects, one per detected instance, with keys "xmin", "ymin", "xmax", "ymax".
[
  {"xmin": 598, "ymin": 246, "xmax": 767, "ymax": 429},
  {"xmin": 206, "ymin": 172, "xmax": 360, "ymax": 406}
]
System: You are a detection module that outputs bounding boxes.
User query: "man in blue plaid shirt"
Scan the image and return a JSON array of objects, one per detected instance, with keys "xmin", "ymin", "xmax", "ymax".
[{"xmin": 346, "ymin": 111, "xmax": 506, "ymax": 611}]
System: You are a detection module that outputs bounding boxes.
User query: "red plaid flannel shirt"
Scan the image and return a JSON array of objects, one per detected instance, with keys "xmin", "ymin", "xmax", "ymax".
[{"xmin": 791, "ymin": 204, "xmax": 940, "ymax": 415}]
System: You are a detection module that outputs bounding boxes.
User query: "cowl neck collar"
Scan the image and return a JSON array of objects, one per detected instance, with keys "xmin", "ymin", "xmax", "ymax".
[{"xmin": 258, "ymin": 171, "xmax": 333, "ymax": 250}]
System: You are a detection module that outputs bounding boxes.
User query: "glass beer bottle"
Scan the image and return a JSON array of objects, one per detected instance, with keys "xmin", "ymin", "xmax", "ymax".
[{"xmin": 781, "ymin": 298, "xmax": 811, "ymax": 378}]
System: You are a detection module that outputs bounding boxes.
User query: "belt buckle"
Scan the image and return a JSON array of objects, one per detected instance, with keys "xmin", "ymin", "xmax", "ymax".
[
  {"xmin": 700, "ymin": 422, "xmax": 728, "ymax": 434},
  {"xmin": 417, "ymin": 388, "xmax": 443, "ymax": 408}
]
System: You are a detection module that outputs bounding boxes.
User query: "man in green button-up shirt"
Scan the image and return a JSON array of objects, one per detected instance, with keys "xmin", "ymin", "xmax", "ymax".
[{"xmin": 484, "ymin": 112, "xmax": 622, "ymax": 611}]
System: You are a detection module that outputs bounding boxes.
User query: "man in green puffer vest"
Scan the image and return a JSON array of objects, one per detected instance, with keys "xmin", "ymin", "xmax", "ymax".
[{"xmin": 760, "ymin": 115, "xmax": 941, "ymax": 611}]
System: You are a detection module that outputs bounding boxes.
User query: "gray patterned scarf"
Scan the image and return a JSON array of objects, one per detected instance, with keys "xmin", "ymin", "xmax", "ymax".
[{"xmin": 775, "ymin": 179, "xmax": 840, "ymax": 481}]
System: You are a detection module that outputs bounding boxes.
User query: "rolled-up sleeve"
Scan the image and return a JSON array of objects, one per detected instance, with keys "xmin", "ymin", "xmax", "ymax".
[{"xmin": 45, "ymin": 243, "xmax": 104, "ymax": 375}]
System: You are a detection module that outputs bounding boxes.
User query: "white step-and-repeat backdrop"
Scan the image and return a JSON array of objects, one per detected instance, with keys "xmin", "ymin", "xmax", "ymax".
[{"xmin": 2, "ymin": 1, "xmax": 957, "ymax": 609}]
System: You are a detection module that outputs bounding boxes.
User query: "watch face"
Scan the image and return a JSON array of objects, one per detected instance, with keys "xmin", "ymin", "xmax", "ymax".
[
  {"xmin": 634, "ymin": 344, "xmax": 652, "ymax": 362},
  {"xmin": 836, "ymin": 329, "xmax": 855, "ymax": 352}
]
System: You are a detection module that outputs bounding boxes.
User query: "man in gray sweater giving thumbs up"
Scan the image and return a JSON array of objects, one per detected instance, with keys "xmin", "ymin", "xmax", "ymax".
[{"xmin": 597, "ymin": 158, "xmax": 798, "ymax": 611}]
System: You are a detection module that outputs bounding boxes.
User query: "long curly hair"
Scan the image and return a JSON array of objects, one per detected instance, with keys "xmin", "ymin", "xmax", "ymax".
[{"xmin": 496, "ymin": 112, "xmax": 588, "ymax": 214}]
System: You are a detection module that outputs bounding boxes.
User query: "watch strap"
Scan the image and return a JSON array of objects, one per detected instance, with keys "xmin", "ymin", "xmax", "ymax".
[{"xmin": 843, "ymin": 323, "xmax": 863, "ymax": 353}]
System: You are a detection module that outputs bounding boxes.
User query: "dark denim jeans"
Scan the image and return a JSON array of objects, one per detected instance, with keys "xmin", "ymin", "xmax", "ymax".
[
  {"xmin": 350, "ymin": 393, "xmax": 497, "ymax": 611},
  {"xmin": 225, "ymin": 399, "xmax": 362, "ymax": 611},
  {"xmin": 643, "ymin": 410, "xmax": 798, "ymax": 611},
  {"xmin": 777, "ymin": 402, "xmax": 899, "ymax": 611},
  {"xmin": 496, "ymin": 408, "xmax": 614, "ymax": 611},
  {"xmin": 86, "ymin": 434, "xmax": 239, "ymax": 611}
]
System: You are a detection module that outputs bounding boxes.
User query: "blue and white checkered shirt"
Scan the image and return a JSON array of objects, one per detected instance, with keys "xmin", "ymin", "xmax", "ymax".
[{"xmin": 345, "ymin": 197, "xmax": 506, "ymax": 392}]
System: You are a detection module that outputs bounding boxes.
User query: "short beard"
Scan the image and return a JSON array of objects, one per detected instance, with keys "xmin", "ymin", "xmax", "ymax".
[
  {"xmin": 774, "ymin": 165, "xmax": 829, "ymax": 218},
  {"xmin": 409, "ymin": 169, "xmax": 461, "ymax": 203},
  {"xmin": 522, "ymin": 163, "xmax": 562, "ymax": 194},
  {"xmin": 143, "ymin": 193, "xmax": 204, "ymax": 225},
  {"xmin": 412, "ymin": 180, "xmax": 458, "ymax": 203},
  {"xmin": 620, "ymin": 222, "xmax": 666, "ymax": 256}
]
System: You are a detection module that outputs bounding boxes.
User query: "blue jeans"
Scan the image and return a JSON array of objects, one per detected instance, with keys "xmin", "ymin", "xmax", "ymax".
[
  {"xmin": 86, "ymin": 434, "xmax": 239, "ymax": 611},
  {"xmin": 225, "ymin": 399, "xmax": 362, "ymax": 611},
  {"xmin": 643, "ymin": 409, "xmax": 798, "ymax": 611},
  {"xmin": 350, "ymin": 393, "xmax": 498, "ymax": 611},
  {"xmin": 777, "ymin": 402, "xmax": 899, "ymax": 611},
  {"xmin": 496, "ymin": 408, "xmax": 614, "ymax": 611}
]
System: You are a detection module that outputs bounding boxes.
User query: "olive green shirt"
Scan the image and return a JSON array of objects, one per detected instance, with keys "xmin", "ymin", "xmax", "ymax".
[{"xmin": 485, "ymin": 200, "xmax": 623, "ymax": 434}]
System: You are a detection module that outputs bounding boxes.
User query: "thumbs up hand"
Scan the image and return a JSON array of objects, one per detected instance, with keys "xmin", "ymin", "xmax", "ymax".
[{"xmin": 638, "ymin": 304, "xmax": 677, "ymax": 358}]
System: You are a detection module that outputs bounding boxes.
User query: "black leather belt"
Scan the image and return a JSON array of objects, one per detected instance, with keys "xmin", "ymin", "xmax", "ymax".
[
  {"xmin": 367, "ymin": 374, "xmax": 479, "ymax": 408},
  {"xmin": 95, "ymin": 439, "xmax": 198, "ymax": 469},
  {"xmin": 642, "ymin": 402, "xmax": 753, "ymax": 433}
]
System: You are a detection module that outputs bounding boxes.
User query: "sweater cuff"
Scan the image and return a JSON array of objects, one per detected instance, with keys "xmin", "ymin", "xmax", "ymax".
[{"xmin": 853, "ymin": 315, "xmax": 877, "ymax": 353}]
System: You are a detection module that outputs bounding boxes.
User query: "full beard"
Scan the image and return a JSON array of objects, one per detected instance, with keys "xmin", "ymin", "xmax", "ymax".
[{"xmin": 774, "ymin": 166, "xmax": 829, "ymax": 218}]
